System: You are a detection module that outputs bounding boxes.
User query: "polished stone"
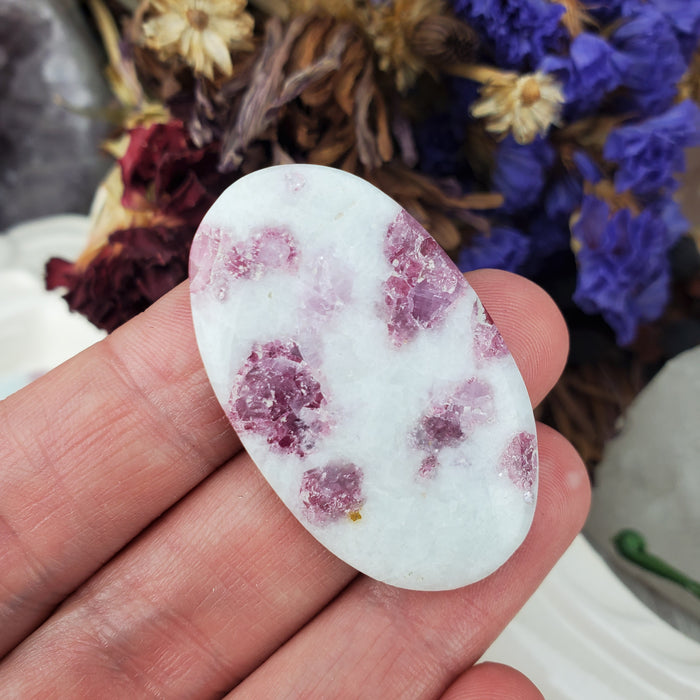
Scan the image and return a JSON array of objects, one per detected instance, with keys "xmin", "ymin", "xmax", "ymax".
[{"xmin": 190, "ymin": 165, "xmax": 537, "ymax": 590}]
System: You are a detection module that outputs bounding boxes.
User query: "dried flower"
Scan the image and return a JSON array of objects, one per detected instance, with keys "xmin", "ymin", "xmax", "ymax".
[
  {"xmin": 364, "ymin": 0, "xmax": 446, "ymax": 92},
  {"xmin": 119, "ymin": 120, "xmax": 228, "ymax": 220},
  {"xmin": 141, "ymin": 0, "xmax": 255, "ymax": 80},
  {"xmin": 491, "ymin": 134, "xmax": 555, "ymax": 212},
  {"xmin": 540, "ymin": 32, "xmax": 620, "ymax": 119},
  {"xmin": 458, "ymin": 226, "xmax": 530, "ymax": 273},
  {"xmin": 451, "ymin": 0, "xmax": 567, "ymax": 70},
  {"xmin": 460, "ymin": 66, "xmax": 564, "ymax": 144},
  {"xmin": 572, "ymin": 194, "xmax": 677, "ymax": 345},
  {"xmin": 409, "ymin": 13, "xmax": 479, "ymax": 67},
  {"xmin": 603, "ymin": 99, "xmax": 700, "ymax": 198},
  {"xmin": 46, "ymin": 120, "xmax": 233, "ymax": 331},
  {"xmin": 609, "ymin": 3, "xmax": 687, "ymax": 115}
]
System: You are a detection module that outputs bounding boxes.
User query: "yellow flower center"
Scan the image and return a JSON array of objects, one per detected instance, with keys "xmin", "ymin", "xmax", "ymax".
[
  {"xmin": 186, "ymin": 8, "xmax": 209, "ymax": 30},
  {"xmin": 520, "ymin": 77, "xmax": 541, "ymax": 106}
]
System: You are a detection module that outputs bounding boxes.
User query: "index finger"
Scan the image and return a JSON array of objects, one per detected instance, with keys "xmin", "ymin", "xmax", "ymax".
[{"xmin": 0, "ymin": 283, "xmax": 240, "ymax": 655}]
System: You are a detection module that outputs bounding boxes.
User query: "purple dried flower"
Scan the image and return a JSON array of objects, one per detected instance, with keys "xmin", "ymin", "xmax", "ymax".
[
  {"xmin": 539, "ymin": 33, "xmax": 620, "ymax": 119},
  {"xmin": 492, "ymin": 135, "xmax": 555, "ymax": 213},
  {"xmin": 451, "ymin": 0, "xmax": 567, "ymax": 70},
  {"xmin": 572, "ymin": 195, "xmax": 676, "ymax": 345},
  {"xmin": 609, "ymin": 4, "xmax": 687, "ymax": 115},
  {"xmin": 604, "ymin": 100, "xmax": 700, "ymax": 198},
  {"xmin": 458, "ymin": 226, "xmax": 530, "ymax": 273}
]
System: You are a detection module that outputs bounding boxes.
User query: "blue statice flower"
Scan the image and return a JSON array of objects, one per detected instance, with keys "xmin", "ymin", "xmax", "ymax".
[
  {"xmin": 540, "ymin": 33, "xmax": 620, "ymax": 119},
  {"xmin": 544, "ymin": 171, "xmax": 583, "ymax": 222},
  {"xmin": 458, "ymin": 226, "xmax": 530, "ymax": 273},
  {"xmin": 492, "ymin": 135, "xmax": 555, "ymax": 213},
  {"xmin": 628, "ymin": 0, "xmax": 700, "ymax": 60},
  {"xmin": 572, "ymin": 195, "xmax": 674, "ymax": 344},
  {"xmin": 573, "ymin": 150, "xmax": 602, "ymax": 184},
  {"xmin": 519, "ymin": 172, "xmax": 581, "ymax": 275},
  {"xmin": 451, "ymin": 0, "xmax": 567, "ymax": 70},
  {"xmin": 609, "ymin": 4, "xmax": 687, "ymax": 115},
  {"xmin": 648, "ymin": 196, "xmax": 690, "ymax": 247},
  {"xmin": 604, "ymin": 99, "xmax": 700, "ymax": 197}
]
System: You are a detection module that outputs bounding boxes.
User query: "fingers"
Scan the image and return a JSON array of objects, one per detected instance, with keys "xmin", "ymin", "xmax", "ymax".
[
  {"xmin": 468, "ymin": 269, "xmax": 569, "ymax": 408},
  {"xmin": 0, "ymin": 270, "xmax": 579, "ymax": 696},
  {"xmin": 0, "ymin": 283, "xmax": 241, "ymax": 655},
  {"xmin": 0, "ymin": 451, "xmax": 356, "ymax": 697},
  {"xmin": 228, "ymin": 425, "xmax": 589, "ymax": 699},
  {"xmin": 440, "ymin": 662, "xmax": 544, "ymax": 700}
]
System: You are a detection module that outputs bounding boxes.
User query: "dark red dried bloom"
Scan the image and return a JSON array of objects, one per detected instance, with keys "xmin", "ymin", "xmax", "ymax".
[
  {"xmin": 119, "ymin": 120, "xmax": 229, "ymax": 223},
  {"xmin": 46, "ymin": 224, "xmax": 193, "ymax": 332},
  {"xmin": 45, "ymin": 120, "xmax": 237, "ymax": 332}
]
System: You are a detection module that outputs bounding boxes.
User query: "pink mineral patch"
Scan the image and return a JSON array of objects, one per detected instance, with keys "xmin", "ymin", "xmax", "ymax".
[
  {"xmin": 500, "ymin": 432, "xmax": 537, "ymax": 495},
  {"xmin": 418, "ymin": 455, "xmax": 438, "ymax": 479},
  {"xmin": 189, "ymin": 225, "xmax": 227, "ymax": 295},
  {"xmin": 303, "ymin": 255, "xmax": 353, "ymax": 316},
  {"xmin": 382, "ymin": 210, "xmax": 467, "ymax": 345},
  {"xmin": 189, "ymin": 224, "xmax": 298, "ymax": 301},
  {"xmin": 224, "ymin": 225, "xmax": 298, "ymax": 281},
  {"xmin": 300, "ymin": 462, "xmax": 365, "ymax": 525},
  {"xmin": 412, "ymin": 378, "xmax": 494, "ymax": 452},
  {"xmin": 228, "ymin": 339, "xmax": 329, "ymax": 457},
  {"xmin": 472, "ymin": 301, "xmax": 509, "ymax": 361},
  {"xmin": 411, "ymin": 378, "xmax": 494, "ymax": 477}
]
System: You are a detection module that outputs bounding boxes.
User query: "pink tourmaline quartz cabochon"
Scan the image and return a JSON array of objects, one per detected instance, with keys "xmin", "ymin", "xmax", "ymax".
[{"xmin": 189, "ymin": 165, "xmax": 537, "ymax": 591}]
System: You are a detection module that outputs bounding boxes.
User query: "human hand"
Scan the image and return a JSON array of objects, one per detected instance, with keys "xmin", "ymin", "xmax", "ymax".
[{"xmin": 0, "ymin": 270, "xmax": 589, "ymax": 698}]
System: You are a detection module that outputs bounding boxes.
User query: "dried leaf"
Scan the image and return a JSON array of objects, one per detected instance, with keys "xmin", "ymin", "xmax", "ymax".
[
  {"xmin": 220, "ymin": 16, "xmax": 308, "ymax": 171},
  {"xmin": 354, "ymin": 62, "xmax": 383, "ymax": 170}
]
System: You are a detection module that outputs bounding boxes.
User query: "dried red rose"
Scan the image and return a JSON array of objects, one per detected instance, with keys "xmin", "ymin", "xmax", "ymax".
[
  {"xmin": 119, "ymin": 120, "xmax": 228, "ymax": 222},
  {"xmin": 46, "ymin": 224, "xmax": 193, "ymax": 332},
  {"xmin": 46, "ymin": 119, "xmax": 236, "ymax": 331}
]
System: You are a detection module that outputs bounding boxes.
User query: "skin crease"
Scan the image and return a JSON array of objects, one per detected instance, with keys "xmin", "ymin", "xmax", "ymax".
[{"xmin": 0, "ymin": 271, "xmax": 589, "ymax": 698}]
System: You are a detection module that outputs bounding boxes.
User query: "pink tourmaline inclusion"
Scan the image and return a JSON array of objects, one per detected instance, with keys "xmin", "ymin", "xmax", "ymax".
[
  {"xmin": 225, "ymin": 225, "xmax": 298, "ymax": 280},
  {"xmin": 300, "ymin": 462, "xmax": 365, "ymax": 525},
  {"xmin": 190, "ymin": 224, "xmax": 298, "ymax": 299},
  {"xmin": 189, "ymin": 225, "xmax": 225, "ymax": 294},
  {"xmin": 412, "ymin": 378, "xmax": 494, "ymax": 476},
  {"xmin": 383, "ymin": 210, "xmax": 466, "ymax": 345},
  {"xmin": 473, "ymin": 301, "xmax": 509, "ymax": 360},
  {"xmin": 229, "ymin": 340, "xmax": 329, "ymax": 457},
  {"xmin": 500, "ymin": 432, "xmax": 537, "ymax": 494}
]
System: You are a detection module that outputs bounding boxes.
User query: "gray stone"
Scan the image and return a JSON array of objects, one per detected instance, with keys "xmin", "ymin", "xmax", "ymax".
[
  {"xmin": 586, "ymin": 346, "xmax": 700, "ymax": 642},
  {"xmin": 0, "ymin": 0, "xmax": 111, "ymax": 229}
]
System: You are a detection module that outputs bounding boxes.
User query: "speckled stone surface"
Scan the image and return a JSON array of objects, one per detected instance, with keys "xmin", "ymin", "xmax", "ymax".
[{"xmin": 190, "ymin": 165, "xmax": 537, "ymax": 590}]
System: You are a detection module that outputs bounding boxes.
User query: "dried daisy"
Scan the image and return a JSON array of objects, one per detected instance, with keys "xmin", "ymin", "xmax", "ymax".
[
  {"xmin": 455, "ymin": 65, "xmax": 564, "ymax": 144},
  {"xmin": 141, "ymin": 0, "xmax": 255, "ymax": 80},
  {"xmin": 365, "ymin": 0, "xmax": 446, "ymax": 93}
]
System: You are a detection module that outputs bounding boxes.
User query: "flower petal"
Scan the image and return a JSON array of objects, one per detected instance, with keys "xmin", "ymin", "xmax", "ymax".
[
  {"xmin": 143, "ymin": 13, "xmax": 187, "ymax": 48},
  {"xmin": 201, "ymin": 28, "xmax": 233, "ymax": 76},
  {"xmin": 214, "ymin": 14, "xmax": 255, "ymax": 46}
]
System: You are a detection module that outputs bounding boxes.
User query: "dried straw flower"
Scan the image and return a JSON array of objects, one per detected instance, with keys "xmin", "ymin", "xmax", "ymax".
[
  {"xmin": 409, "ymin": 13, "xmax": 479, "ymax": 67},
  {"xmin": 365, "ymin": 0, "xmax": 446, "ymax": 93},
  {"xmin": 455, "ymin": 65, "xmax": 564, "ymax": 144},
  {"xmin": 141, "ymin": 0, "xmax": 255, "ymax": 80}
]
